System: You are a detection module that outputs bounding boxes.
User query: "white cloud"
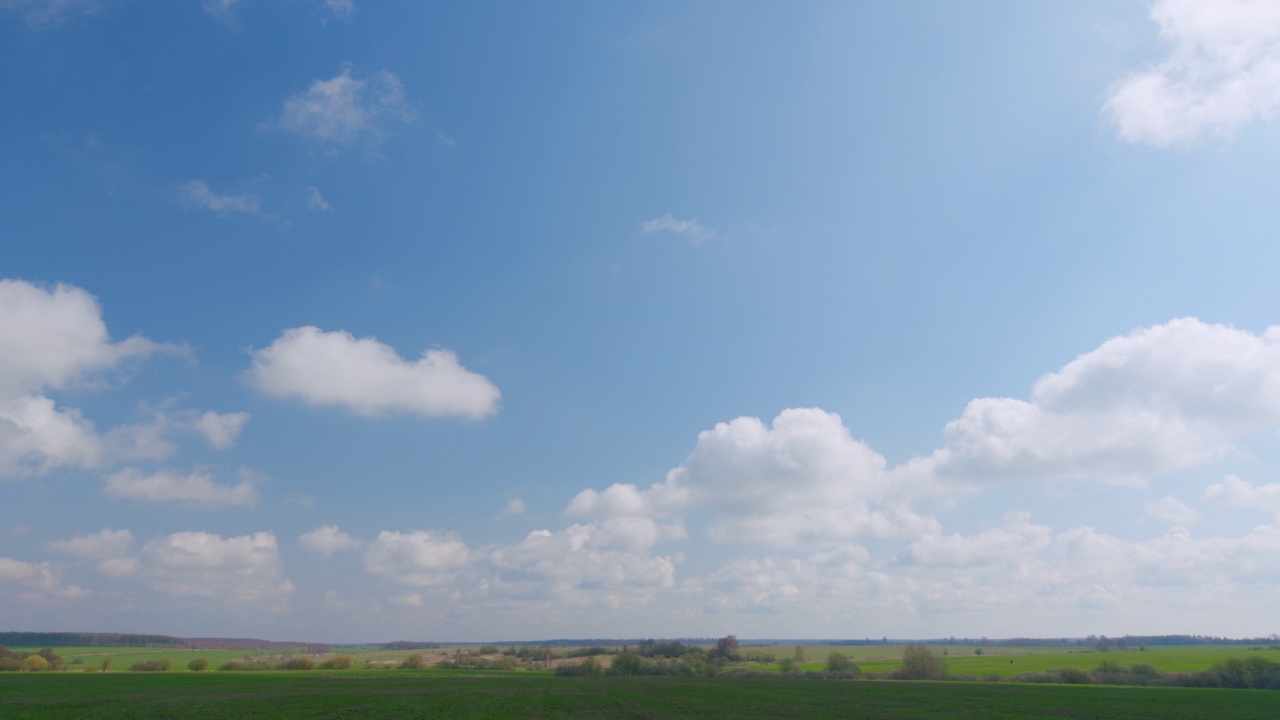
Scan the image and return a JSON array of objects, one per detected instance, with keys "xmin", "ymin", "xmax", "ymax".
[
  {"xmin": 0, "ymin": 395, "xmax": 104, "ymax": 476},
  {"xmin": 304, "ymin": 186, "xmax": 331, "ymax": 212},
  {"xmin": 195, "ymin": 411, "xmax": 250, "ymax": 450},
  {"xmin": 901, "ymin": 512, "xmax": 1053, "ymax": 568},
  {"xmin": 246, "ymin": 326, "xmax": 500, "ymax": 419},
  {"xmin": 364, "ymin": 530, "xmax": 471, "ymax": 587},
  {"xmin": 299, "ymin": 525, "xmax": 363, "ymax": 558},
  {"xmin": 0, "ymin": 556, "xmax": 60, "ymax": 590},
  {"xmin": 569, "ymin": 408, "xmax": 937, "ymax": 546},
  {"xmin": 1204, "ymin": 474, "xmax": 1280, "ymax": 517},
  {"xmin": 1106, "ymin": 0, "xmax": 1280, "ymax": 146},
  {"xmin": 637, "ymin": 214, "xmax": 716, "ymax": 242},
  {"xmin": 501, "ymin": 497, "xmax": 526, "ymax": 516},
  {"xmin": 1145, "ymin": 496, "xmax": 1202, "ymax": 525},
  {"xmin": 103, "ymin": 467, "xmax": 259, "ymax": 509},
  {"xmin": 279, "ymin": 66, "xmax": 411, "ymax": 146},
  {"xmin": 139, "ymin": 531, "xmax": 292, "ymax": 604},
  {"xmin": 0, "ymin": 278, "xmax": 172, "ymax": 479},
  {"xmin": 45, "ymin": 527, "xmax": 134, "ymax": 560},
  {"xmin": 906, "ymin": 319, "xmax": 1280, "ymax": 485},
  {"xmin": 390, "ymin": 592, "xmax": 422, "ymax": 607},
  {"xmin": 180, "ymin": 180, "xmax": 261, "ymax": 216},
  {"xmin": 0, "ymin": 279, "xmax": 156, "ymax": 398},
  {"xmin": 201, "ymin": 0, "xmax": 240, "ymax": 18}
]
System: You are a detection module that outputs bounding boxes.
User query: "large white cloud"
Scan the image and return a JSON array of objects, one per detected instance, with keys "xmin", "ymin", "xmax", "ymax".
[
  {"xmin": 278, "ymin": 66, "xmax": 411, "ymax": 146},
  {"xmin": 246, "ymin": 326, "xmax": 500, "ymax": 419},
  {"xmin": 139, "ymin": 531, "xmax": 292, "ymax": 605},
  {"xmin": 909, "ymin": 319, "xmax": 1280, "ymax": 485},
  {"xmin": 1106, "ymin": 0, "xmax": 1280, "ymax": 146},
  {"xmin": 0, "ymin": 279, "xmax": 156, "ymax": 398},
  {"xmin": 569, "ymin": 408, "xmax": 937, "ymax": 546},
  {"xmin": 103, "ymin": 468, "xmax": 259, "ymax": 509}
]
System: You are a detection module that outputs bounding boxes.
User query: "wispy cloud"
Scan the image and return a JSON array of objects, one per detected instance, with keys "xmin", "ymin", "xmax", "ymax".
[
  {"xmin": 304, "ymin": 186, "xmax": 331, "ymax": 212},
  {"xmin": 1106, "ymin": 0, "xmax": 1280, "ymax": 146},
  {"xmin": 180, "ymin": 180, "xmax": 261, "ymax": 216},
  {"xmin": 0, "ymin": 0, "xmax": 102, "ymax": 25},
  {"xmin": 319, "ymin": 0, "xmax": 355, "ymax": 23},
  {"xmin": 638, "ymin": 214, "xmax": 716, "ymax": 242},
  {"xmin": 277, "ymin": 66, "xmax": 412, "ymax": 147}
]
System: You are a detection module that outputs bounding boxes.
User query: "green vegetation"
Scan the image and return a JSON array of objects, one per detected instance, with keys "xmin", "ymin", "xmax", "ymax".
[{"xmin": 4, "ymin": 673, "xmax": 1280, "ymax": 719}]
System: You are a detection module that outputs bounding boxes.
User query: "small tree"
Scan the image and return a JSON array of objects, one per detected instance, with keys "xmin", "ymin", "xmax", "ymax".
[
  {"xmin": 778, "ymin": 658, "xmax": 797, "ymax": 673},
  {"xmin": 714, "ymin": 635, "xmax": 740, "ymax": 661},
  {"xmin": 100, "ymin": 654, "xmax": 113, "ymax": 672},
  {"xmin": 23, "ymin": 655, "xmax": 49, "ymax": 672},
  {"xmin": 826, "ymin": 652, "xmax": 857, "ymax": 673},
  {"xmin": 897, "ymin": 644, "xmax": 946, "ymax": 680},
  {"xmin": 188, "ymin": 658, "xmax": 209, "ymax": 672},
  {"xmin": 794, "ymin": 645, "xmax": 805, "ymax": 662}
]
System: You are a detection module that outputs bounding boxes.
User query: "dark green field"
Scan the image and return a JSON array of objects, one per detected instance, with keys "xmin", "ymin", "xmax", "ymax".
[{"xmin": 4, "ymin": 673, "xmax": 1280, "ymax": 719}]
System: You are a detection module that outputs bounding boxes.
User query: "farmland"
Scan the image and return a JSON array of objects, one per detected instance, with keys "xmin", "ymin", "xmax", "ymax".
[{"xmin": 5, "ymin": 672, "xmax": 1280, "ymax": 719}]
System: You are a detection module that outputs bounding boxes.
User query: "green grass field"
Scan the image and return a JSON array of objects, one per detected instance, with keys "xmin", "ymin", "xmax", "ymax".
[
  {"xmin": 4, "ymin": 672, "xmax": 1280, "ymax": 719},
  {"xmin": 757, "ymin": 644, "xmax": 1280, "ymax": 677}
]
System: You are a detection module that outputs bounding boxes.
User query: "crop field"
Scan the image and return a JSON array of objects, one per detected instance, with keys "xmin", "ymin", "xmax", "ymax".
[
  {"xmin": 6, "ymin": 672, "xmax": 1280, "ymax": 719},
  {"xmin": 755, "ymin": 644, "xmax": 1280, "ymax": 677}
]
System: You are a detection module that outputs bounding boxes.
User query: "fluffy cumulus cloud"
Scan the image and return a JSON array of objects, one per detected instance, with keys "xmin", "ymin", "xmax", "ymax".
[
  {"xmin": 569, "ymin": 408, "xmax": 937, "ymax": 546},
  {"xmin": 1204, "ymin": 474, "xmax": 1280, "ymax": 517},
  {"xmin": 246, "ymin": 326, "xmax": 500, "ymax": 419},
  {"xmin": 299, "ymin": 525, "xmax": 363, "ymax": 558},
  {"xmin": 278, "ymin": 66, "xmax": 411, "ymax": 146},
  {"xmin": 907, "ymin": 319, "xmax": 1280, "ymax": 485},
  {"xmin": 1107, "ymin": 0, "xmax": 1280, "ymax": 145},
  {"xmin": 195, "ymin": 411, "xmax": 250, "ymax": 450},
  {"xmin": 103, "ymin": 468, "xmax": 259, "ymax": 509},
  {"xmin": 0, "ymin": 556, "xmax": 87, "ymax": 600},
  {"xmin": 0, "ymin": 279, "xmax": 156, "ymax": 397},
  {"xmin": 0, "ymin": 279, "xmax": 161, "ymax": 478},
  {"xmin": 363, "ymin": 530, "xmax": 471, "ymax": 587},
  {"xmin": 138, "ymin": 531, "xmax": 292, "ymax": 605}
]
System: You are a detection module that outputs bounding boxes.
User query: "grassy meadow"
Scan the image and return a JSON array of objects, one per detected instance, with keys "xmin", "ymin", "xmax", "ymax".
[{"xmin": 7, "ymin": 642, "xmax": 1280, "ymax": 718}]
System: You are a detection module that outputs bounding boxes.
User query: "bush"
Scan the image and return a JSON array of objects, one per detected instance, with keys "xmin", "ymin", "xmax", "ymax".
[
  {"xmin": 282, "ymin": 657, "xmax": 314, "ymax": 670},
  {"xmin": 188, "ymin": 658, "xmax": 208, "ymax": 672},
  {"xmin": 826, "ymin": 652, "xmax": 858, "ymax": 673},
  {"xmin": 608, "ymin": 652, "xmax": 646, "ymax": 676},
  {"xmin": 0, "ymin": 643, "xmax": 11, "ymax": 659},
  {"xmin": 1054, "ymin": 667, "xmax": 1090, "ymax": 684},
  {"xmin": 0, "ymin": 658, "xmax": 22, "ymax": 672},
  {"xmin": 778, "ymin": 658, "xmax": 797, "ymax": 673},
  {"xmin": 477, "ymin": 645, "xmax": 499, "ymax": 655},
  {"xmin": 218, "ymin": 660, "xmax": 272, "ymax": 671},
  {"xmin": 556, "ymin": 657, "xmax": 603, "ymax": 676},
  {"xmin": 128, "ymin": 660, "xmax": 171, "ymax": 672},
  {"xmin": 320, "ymin": 655, "xmax": 353, "ymax": 670},
  {"xmin": 399, "ymin": 653, "xmax": 425, "ymax": 669},
  {"xmin": 892, "ymin": 644, "xmax": 946, "ymax": 681},
  {"xmin": 23, "ymin": 655, "xmax": 49, "ymax": 672}
]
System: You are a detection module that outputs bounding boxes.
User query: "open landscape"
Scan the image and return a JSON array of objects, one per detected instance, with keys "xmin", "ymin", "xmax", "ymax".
[
  {"xmin": 6, "ymin": 636, "xmax": 1280, "ymax": 718},
  {"xmin": 7, "ymin": 1, "xmax": 1280, "ymax": 718}
]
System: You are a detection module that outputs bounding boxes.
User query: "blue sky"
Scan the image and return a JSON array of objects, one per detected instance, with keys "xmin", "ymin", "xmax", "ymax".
[{"xmin": 4, "ymin": 0, "xmax": 1280, "ymax": 642}]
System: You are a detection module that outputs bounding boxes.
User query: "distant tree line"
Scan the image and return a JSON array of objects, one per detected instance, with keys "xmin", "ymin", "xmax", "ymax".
[{"xmin": 0, "ymin": 632, "xmax": 327, "ymax": 653}]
